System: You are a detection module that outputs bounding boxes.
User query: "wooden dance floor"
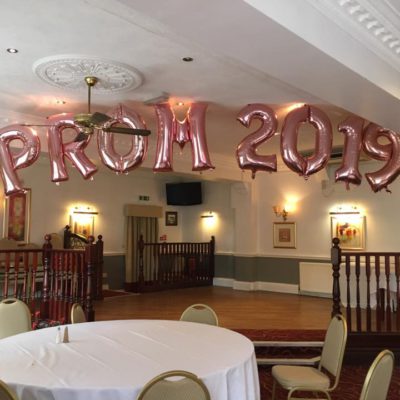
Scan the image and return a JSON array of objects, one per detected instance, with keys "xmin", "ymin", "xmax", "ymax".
[{"xmin": 95, "ymin": 286, "xmax": 332, "ymax": 330}]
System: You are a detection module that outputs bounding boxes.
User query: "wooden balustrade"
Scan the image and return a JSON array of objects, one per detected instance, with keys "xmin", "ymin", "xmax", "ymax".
[
  {"xmin": 135, "ymin": 236, "xmax": 215, "ymax": 292},
  {"xmin": 0, "ymin": 234, "xmax": 103, "ymax": 323},
  {"xmin": 331, "ymin": 238, "xmax": 400, "ymax": 333}
]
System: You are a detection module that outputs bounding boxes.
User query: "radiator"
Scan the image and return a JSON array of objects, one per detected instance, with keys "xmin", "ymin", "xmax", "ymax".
[{"xmin": 299, "ymin": 262, "xmax": 332, "ymax": 297}]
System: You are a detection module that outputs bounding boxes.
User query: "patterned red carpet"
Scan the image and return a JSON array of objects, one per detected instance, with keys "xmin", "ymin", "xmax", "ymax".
[{"xmin": 236, "ymin": 329, "xmax": 400, "ymax": 400}]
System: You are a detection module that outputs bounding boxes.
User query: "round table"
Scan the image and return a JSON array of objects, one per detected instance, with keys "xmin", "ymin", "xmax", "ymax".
[{"xmin": 0, "ymin": 320, "xmax": 260, "ymax": 400}]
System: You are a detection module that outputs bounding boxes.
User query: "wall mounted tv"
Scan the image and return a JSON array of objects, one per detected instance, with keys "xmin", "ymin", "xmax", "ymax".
[{"xmin": 166, "ymin": 182, "xmax": 202, "ymax": 206}]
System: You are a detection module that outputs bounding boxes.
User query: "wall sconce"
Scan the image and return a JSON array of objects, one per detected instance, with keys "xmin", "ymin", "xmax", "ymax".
[
  {"xmin": 329, "ymin": 205, "xmax": 360, "ymax": 215},
  {"xmin": 273, "ymin": 206, "xmax": 289, "ymax": 221},
  {"xmin": 72, "ymin": 206, "xmax": 98, "ymax": 216},
  {"xmin": 201, "ymin": 211, "xmax": 214, "ymax": 219}
]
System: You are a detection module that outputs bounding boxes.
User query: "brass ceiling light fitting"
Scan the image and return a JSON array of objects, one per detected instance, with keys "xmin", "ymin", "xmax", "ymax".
[
  {"xmin": 74, "ymin": 76, "xmax": 99, "ymax": 129},
  {"xmin": 22, "ymin": 76, "xmax": 151, "ymax": 142}
]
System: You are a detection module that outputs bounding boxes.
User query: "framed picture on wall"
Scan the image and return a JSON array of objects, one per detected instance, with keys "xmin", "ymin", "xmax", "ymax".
[
  {"xmin": 165, "ymin": 211, "xmax": 178, "ymax": 226},
  {"xmin": 70, "ymin": 213, "xmax": 95, "ymax": 238},
  {"xmin": 273, "ymin": 222, "xmax": 296, "ymax": 249},
  {"xmin": 3, "ymin": 189, "xmax": 31, "ymax": 244},
  {"xmin": 331, "ymin": 215, "xmax": 365, "ymax": 250}
]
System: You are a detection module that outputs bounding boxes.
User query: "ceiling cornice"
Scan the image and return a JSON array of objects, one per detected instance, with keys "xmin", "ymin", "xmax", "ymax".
[{"xmin": 307, "ymin": 0, "xmax": 400, "ymax": 72}]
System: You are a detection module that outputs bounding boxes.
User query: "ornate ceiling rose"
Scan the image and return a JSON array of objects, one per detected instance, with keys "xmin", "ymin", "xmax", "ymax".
[{"xmin": 33, "ymin": 55, "xmax": 143, "ymax": 93}]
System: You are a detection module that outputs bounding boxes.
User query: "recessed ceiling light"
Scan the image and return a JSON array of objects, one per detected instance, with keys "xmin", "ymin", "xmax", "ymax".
[
  {"xmin": 6, "ymin": 48, "xmax": 18, "ymax": 54},
  {"xmin": 182, "ymin": 57, "xmax": 193, "ymax": 62}
]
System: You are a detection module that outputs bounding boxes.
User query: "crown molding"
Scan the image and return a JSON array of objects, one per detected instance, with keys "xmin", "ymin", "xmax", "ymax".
[{"xmin": 306, "ymin": 0, "xmax": 400, "ymax": 72}]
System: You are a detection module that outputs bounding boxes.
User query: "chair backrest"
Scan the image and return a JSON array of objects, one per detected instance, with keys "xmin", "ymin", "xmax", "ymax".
[
  {"xmin": 0, "ymin": 299, "xmax": 32, "ymax": 339},
  {"xmin": 71, "ymin": 303, "xmax": 86, "ymax": 324},
  {"xmin": 0, "ymin": 380, "xmax": 18, "ymax": 400},
  {"xmin": 359, "ymin": 349, "xmax": 394, "ymax": 400},
  {"xmin": 137, "ymin": 370, "xmax": 210, "ymax": 400},
  {"xmin": 180, "ymin": 304, "xmax": 219, "ymax": 326},
  {"xmin": 319, "ymin": 314, "xmax": 347, "ymax": 386}
]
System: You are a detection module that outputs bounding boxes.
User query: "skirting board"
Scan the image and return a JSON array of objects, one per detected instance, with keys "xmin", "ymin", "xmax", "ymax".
[{"xmin": 213, "ymin": 277, "xmax": 298, "ymax": 294}]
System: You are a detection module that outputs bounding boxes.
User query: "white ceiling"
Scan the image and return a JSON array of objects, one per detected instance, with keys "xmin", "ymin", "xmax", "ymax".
[{"xmin": 1, "ymin": 0, "xmax": 400, "ymax": 179}]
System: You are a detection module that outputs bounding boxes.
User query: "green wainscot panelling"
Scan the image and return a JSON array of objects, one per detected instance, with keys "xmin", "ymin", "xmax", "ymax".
[{"xmin": 103, "ymin": 255, "xmax": 125, "ymax": 290}]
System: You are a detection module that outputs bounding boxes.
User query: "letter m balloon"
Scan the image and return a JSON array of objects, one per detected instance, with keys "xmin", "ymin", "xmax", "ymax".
[{"xmin": 153, "ymin": 103, "xmax": 215, "ymax": 172}]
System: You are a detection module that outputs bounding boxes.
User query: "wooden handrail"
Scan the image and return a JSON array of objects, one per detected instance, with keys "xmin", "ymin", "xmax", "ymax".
[{"xmin": 135, "ymin": 236, "xmax": 215, "ymax": 293}]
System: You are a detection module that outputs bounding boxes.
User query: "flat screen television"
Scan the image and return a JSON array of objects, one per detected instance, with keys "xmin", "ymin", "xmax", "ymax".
[{"xmin": 166, "ymin": 182, "xmax": 202, "ymax": 205}]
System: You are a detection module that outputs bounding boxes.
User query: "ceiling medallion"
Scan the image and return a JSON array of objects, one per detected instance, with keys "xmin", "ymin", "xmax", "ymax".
[{"xmin": 33, "ymin": 55, "xmax": 143, "ymax": 93}]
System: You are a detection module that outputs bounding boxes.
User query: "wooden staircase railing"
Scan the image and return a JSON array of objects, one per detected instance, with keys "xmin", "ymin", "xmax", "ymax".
[
  {"xmin": 134, "ymin": 236, "xmax": 215, "ymax": 292},
  {"xmin": 0, "ymin": 234, "xmax": 103, "ymax": 323},
  {"xmin": 331, "ymin": 237, "xmax": 400, "ymax": 333},
  {"xmin": 331, "ymin": 237, "xmax": 400, "ymax": 361}
]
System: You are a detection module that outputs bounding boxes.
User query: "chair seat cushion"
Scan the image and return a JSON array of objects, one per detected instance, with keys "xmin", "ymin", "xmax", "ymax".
[{"xmin": 272, "ymin": 365, "xmax": 330, "ymax": 390}]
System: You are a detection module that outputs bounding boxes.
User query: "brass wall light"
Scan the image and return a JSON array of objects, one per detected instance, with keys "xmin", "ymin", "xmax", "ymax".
[{"xmin": 273, "ymin": 205, "xmax": 289, "ymax": 221}]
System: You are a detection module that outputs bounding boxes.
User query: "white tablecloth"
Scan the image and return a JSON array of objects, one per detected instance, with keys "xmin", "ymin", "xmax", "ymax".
[{"xmin": 0, "ymin": 320, "xmax": 260, "ymax": 400}]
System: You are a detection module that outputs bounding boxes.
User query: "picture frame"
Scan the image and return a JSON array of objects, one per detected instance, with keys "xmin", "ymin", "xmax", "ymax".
[
  {"xmin": 165, "ymin": 211, "xmax": 178, "ymax": 226},
  {"xmin": 69, "ymin": 213, "xmax": 95, "ymax": 238},
  {"xmin": 3, "ymin": 189, "xmax": 31, "ymax": 244},
  {"xmin": 331, "ymin": 215, "xmax": 365, "ymax": 250},
  {"xmin": 273, "ymin": 222, "xmax": 296, "ymax": 248}
]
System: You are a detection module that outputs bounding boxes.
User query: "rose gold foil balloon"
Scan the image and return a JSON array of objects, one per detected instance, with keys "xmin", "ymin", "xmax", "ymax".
[
  {"xmin": 236, "ymin": 104, "xmax": 277, "ymax": 178},
  {"xmin": 153, "ymin": 103, "xmax": 214, "ymax": 172},
  {"xmin": 363, "ymin": 122, "xmax": 392, "ymax": 161},
  {"xmin": 364, "ymin": 128, "xmax": 400, "ymax": 192},
  {"xmin": 305, "ymin": 106, "xmax": 333, "ymax": 176},
  {"xmin": 0, "ymin": 124, "xmax": 40, "ymax": 195},
  {"xmin": 47, "ymin": 113, "xmax": 97, "ymax": 183},
  {"xmin": 98, "ymin": 104, "xmax": 148, "ymax": 173},
  {"xmin": 281, "ymin": 105, "xmax": 332, "ymax": 177},
  {"xmin": 335, "ymin": 116, "xmax": 364, "ymax": 189},
  {"xmin": 153, "ymin": 104, "xmax": 173, "ymax": 172}
]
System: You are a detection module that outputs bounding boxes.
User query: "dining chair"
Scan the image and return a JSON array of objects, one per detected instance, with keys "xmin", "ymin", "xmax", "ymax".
[
  {"xmin": 271, "ymin": 314, "xmax": 347, "ymax": 400},
  {"xmin": 136, "ymin": 370, "xmax": 210, "ymax": 400},
  {"xmin": 180, "ymin": 304, "xmax": 219, "ymax": 326},
  {"xmin": 0, "ymin": 298, "xmax": 32, "ymax": 339},
  {"xmin": 359, "ymin": 349, "xmax": 394, "ymax": 400},
  {"xmin": 70, "ymin": 303, "xmax": 87, "ymax": 324},
  {"xmin": 0, "ymin": 379, "xmax": 19, "ymax": 400}
]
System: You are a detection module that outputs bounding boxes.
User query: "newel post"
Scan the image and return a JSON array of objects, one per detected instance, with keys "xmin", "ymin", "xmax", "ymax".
[
  {"xmin": 41, "ymin": 234, "xmax": 52, "ymax": 319},
  {"xmin": 331, "ymin": 237, "xmax": 342, "ymax": 317},
  {"xmin": 95, "ymin": 235, "xmax": 104, "ymax": 300},
  {"xmin": 210, "ymin": 236, "xmax": 215, "ymax": 278},
  {"xmin": 63, "ymin": 225, "xmax": 71, "ymax": 249},
  {"xmin": 85, "ymin": 236, "xmax": 95, "ymax": 321},
  {"xmin": 138, "ymin": 235, "xmax": 145, "ymax": 289}
]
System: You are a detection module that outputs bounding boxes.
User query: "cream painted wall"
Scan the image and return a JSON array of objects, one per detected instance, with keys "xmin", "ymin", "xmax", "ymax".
[
  {"xmin": 4, "ymin": 155, "xmax": 398, "ymax": 261},
  {"xmin": 178, "ymin": 181, "xmax": 235, "ymax": 253},
  {"xmin": 256, "ymin": 160, "xmax": 400, "ymax": 258},
  {"xmin": 3, "ymin": 161, "xmax": 182, "ymax": 253}
]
